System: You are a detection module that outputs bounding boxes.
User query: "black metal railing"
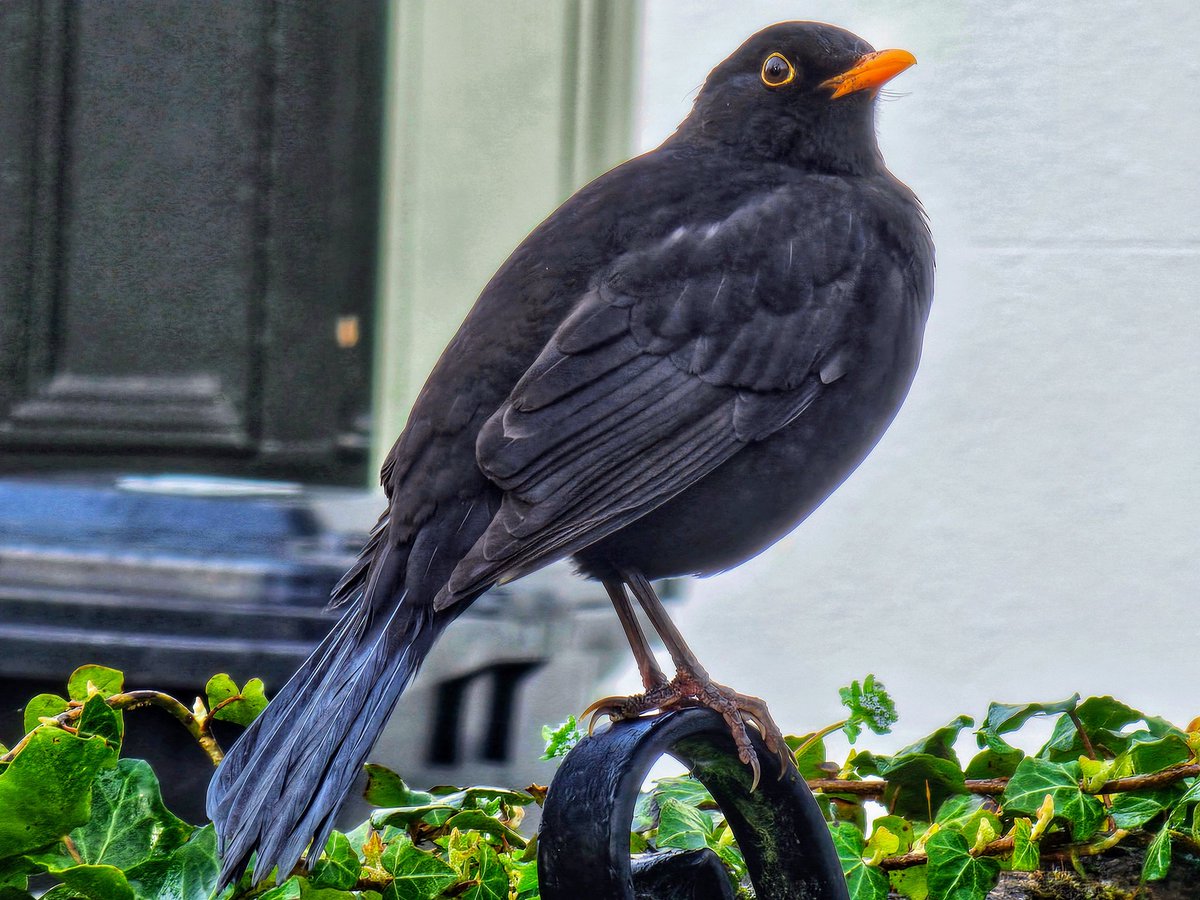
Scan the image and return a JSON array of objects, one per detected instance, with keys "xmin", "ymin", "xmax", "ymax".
[{"xmin": 538, "ymin": 708, "xmax": 849, "ymax": 899}]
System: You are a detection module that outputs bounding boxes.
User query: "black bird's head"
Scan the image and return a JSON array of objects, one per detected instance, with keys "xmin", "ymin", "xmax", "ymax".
[{"xmin": 679, "ymin": 22, "xmax": 916, "ymax": 175}]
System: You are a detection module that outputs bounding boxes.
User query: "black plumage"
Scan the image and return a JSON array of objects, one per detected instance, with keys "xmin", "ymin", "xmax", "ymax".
[{"xmin": 208, "ymin": 21, "xmax": 934, "ymax": 886}]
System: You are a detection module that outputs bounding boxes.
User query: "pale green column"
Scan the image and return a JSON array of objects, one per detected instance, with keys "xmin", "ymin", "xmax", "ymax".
[{"xmin": 371, "ymin": 0, "xmax": 640, "ymax": 479}]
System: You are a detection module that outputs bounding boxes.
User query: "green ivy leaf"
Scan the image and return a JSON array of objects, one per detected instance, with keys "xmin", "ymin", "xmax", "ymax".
[
  {"xmin": 372, "ymin": 804, "xmax": 455, "ymax": 830},
  {"xmin": 1176, "ymin": 778, "xmax": 1200, "ymax": 808},
  {"xmin": 924, "ymin": 830, "xmax": 1000, "ymax": 900},
  {"xmin": 1109, "ymin": 790, "xmax": 1179, "ymax": 830},
  {"xmin": 839, "ymin": 675, "xmax": 898, "ymax": 743},
  {"xmin": 1069, "ymin": 696, "xmax": 1144, "ymax": 731},
  {"xmin": 850, "ymin": 750, "xmax": 883, "ymax": 778},
  {"xmin": 362, "ymin": 766, "xmax": 434, "ymax": 809},
  {"xmin": 23, "ymin": 694, "xmax": 70, "ymax": 734},
  {"xmin": 0, "ymin": 858, "xmax": 35, "ymax": 900},
  {"xmin": 74, "ymin": 695, "xmax": 122, "ymax": 748},
  {"xmin": 66, "ymin": 667, "xmax": 124, "ymax": 703},
  {"xmin": 829, "ymin": 822, "xmax": 888, "ymax": 900},
  {"xmin": 371, "ymin": 785, "xmax": 532, "ymax": 831},
  {"xmin": 459, "ymin": 840, "xmax": 507, "ymax": 900},
  {"xmin": 1141, "ymin": 823, "xmax": 1172, "ymax": 882},
  {"xmin": 310, "ymin": 832, "xmax": 359, "ymax": 891},
  {"xmin": 655, "ymin": 799, "xmax": 713, "ymax": 852},
  {"xmin": 122, "ymin": 825, "xmax": 220, "ymax": 900},
  {"xmin": 452, "ymin": 786, "xmax": 535, "ymax": 808},
  {"xmin": 380, "ymin": 835, "xmax": 457, "ymax": 900},
  {"xmin": 935, "ymin": 794, "xmax": 979, "ymax": 825},
  {"xmin": 0, "ymin": 729, "xmax": 116, "ymax": 859},
  {"xmin": 935, "ymin": 796, "xmax": 1001, "ymax": 850},
  {"xmin": 46, "ymin": 864, "xmax": 134, "ymax": 900},
  {"xmin": 1002, "ymin": 758, "xmax": 1105, "ymax": 841},
  {"xmin": 633, "ymin": 777, "xmax": 715, "ymax": 844},
  {"xmin": 865, "ymin": 824, "xmax": 899, "ymax": 862},
  {"xmin": 1128, "ymin": 733, "xmax": 1191, "ymax": 775},
  {"xmin": 1008, "ymin": 818, "xmax": 1038, "ymax": 872},
  {"xmin": 713, "ymin": 825, "xmax": 746, "ymax": 883},
  {"xmin": 785, "ymin": 733, "xmax": 829, "ymax": 780},
  {"xmin": 204, "ymin": 674, "xmax": 238, "ymax": 706},
  {"xmin": 443, "ymin": 811, "xmax": 526, "ymax": 849},
  {"xmin": 870, "ymin": 815, "xmax": 914, "ymax": 855},
  {"xmin": 889, "ymin": 865, "xmax": 928, "ymax": 900},
  {"xmin": 1039, "ymin": 696, "xmax": 1176, "ymax": 761},
  {"xmin": 1078, "ymin": 754, "xmax": 1131, "ymax": 794},
  {"xmin": 895, "ymin": 717, "xmax": 974, "ymax": 762},
  {"xmin": 867, "ymin": 717, "xmax": 975, "ymax": 818},
  {"xmin": 540, "ymin": 717, "xmax": 581, "ymax": 760},
  {"xmin": 512, "ymin": 856, "xmax": 538, "ymax": 899},
  {"xmin": 649, "ymin": 776, "xmax": 715, "ymax": 812},
  {"xmin": 298, "ymin": 882, "xmax": 358, "ymax": 900},
  {"xmin": 53, "ymin": 759, "xmax": 190, "ymax": 872},
  {"xmin": 963, "ymin": 744, "xmax": 1024, "ymax": 781},
  {"xmin": 876, "ymin": 754, "xmax": 967, "ymax": 821},
  {"xmin": 975, "ymin": 695, "xmax": 1078, "ymax": 747},
  {"xmin": 206, "ymin": 676, "xmax": 268, "ymax": 727}
]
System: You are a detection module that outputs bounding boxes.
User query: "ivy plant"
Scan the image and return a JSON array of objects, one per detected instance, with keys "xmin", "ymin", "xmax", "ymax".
[{"xmin": 0, "ymin": 666, "xmax": 1196, "ymax": 899}]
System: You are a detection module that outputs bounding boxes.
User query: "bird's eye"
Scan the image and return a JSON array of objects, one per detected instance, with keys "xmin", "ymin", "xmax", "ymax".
[{"xmin": 760, "ymin": 53, "xmax": 795, "ymax": 88}]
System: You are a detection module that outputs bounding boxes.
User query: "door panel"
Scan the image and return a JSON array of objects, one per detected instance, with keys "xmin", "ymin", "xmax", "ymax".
[{"xmin": 0, "ymin": 0, "xmax": 382, "ymax": 483}]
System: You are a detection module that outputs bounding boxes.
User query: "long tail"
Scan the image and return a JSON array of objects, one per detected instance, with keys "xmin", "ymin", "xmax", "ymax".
[{"xmin": 206, "ymin": 536, "xmax": 442, "ymax": 887}]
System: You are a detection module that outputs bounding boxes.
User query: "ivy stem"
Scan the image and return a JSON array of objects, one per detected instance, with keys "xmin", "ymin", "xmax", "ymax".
[
  {"xmin": 808, "ymin": 777, "xmax": 1006, "ymax": 796},
  {"xmin": 0, "ymin": 690, "xmax": 225, "ymax": 767},
  {"xmin": 790, "ymin": 719, "xmax": 847, "ymax": 760},
  {"xmin": 880, "ymin": 835, "xmax": 1015, "ymax": 871},
  {"xmin": 808, "ymin": 762, "xmax": 1200, "ymax": 798},
  {"xmin": 1068, "ymin": 708, "xmax": 1113, "ymax": 820},
  {"xmin": 880, "ymin": 829, "xmax": 1133, "ymax": 872},
  {"xmin": 1067, "ymin": 709, "xmax": 1099, "ymax": 761},
  {"xmin": 1094, "ymin": 762, "xmax": 1200, "ymax": 794},
  {"xmin": 62, "ymin": 835, "xmax": 83, "ymax": 864},
  {"xmin": 109, "ymin": 690, "xmax": 225, "ymax": 766},
  {"xmin": 0, "ymin": 734, "xmax": 33, "ymax": 765}
]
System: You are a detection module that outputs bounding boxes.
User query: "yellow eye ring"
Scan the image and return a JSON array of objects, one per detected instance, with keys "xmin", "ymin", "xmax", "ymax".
[{"xmin": 760, "ymin": 52, "xmax": 796, "ymax": 88}]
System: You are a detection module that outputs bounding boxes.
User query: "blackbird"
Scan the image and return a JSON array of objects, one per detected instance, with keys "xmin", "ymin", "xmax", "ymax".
[{"xmin": 209, "ymin": 21, "xmax": 933, "ymax": 885}]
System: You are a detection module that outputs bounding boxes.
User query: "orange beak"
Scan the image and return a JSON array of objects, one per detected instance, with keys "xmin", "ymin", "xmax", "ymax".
[{"xmin": 820, "ymin": 49, "xmax": 917, "ymax": 99}]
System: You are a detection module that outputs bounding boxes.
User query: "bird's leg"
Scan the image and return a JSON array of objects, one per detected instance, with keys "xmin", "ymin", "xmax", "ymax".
[
  {"xmin": 605, "ymin": 578, "xmax": 668, "ymax": 689},
  {"xmin": 622, "ymin": 568, "xmax": 792, "ymax": 787},
  {"xmin": 581, "ymin": 580, "xmax": 675, "ymax": 733}
]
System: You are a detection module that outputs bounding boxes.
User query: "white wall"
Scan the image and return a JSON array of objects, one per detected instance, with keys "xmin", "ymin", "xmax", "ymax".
[{"xmin": 628, "ymin": 0, "xmax": 1200, "ymax": 755}]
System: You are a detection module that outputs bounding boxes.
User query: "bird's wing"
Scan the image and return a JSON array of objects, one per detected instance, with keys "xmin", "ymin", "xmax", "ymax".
[{"xmin": 442, "ymin": 183, "xmax": 879, "ymax": 603}]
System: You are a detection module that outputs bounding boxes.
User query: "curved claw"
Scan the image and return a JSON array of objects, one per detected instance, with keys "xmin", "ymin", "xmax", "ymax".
[
  {"xmin": 731, "ymin": 694, "xmax": 793, "ymax": 782},
  {"xmin": 740, "ymin": 713, "xmax": 789, "ymax": 781},
  {"xmin": 747, "ymin": 753, "xmax": 762, "ymax": 793},
  {"xmin": 580, "ymin": 695, "xmax": 623, "ymax": 721},
  {"xmin": 580, "ymin": 695, "xmax": 632, "ymax": 735}
]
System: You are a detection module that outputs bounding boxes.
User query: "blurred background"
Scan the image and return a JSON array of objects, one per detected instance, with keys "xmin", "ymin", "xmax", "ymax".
[{"xmin": 0, "ymin": 0, "xmax": 1196, "ymax": 824}]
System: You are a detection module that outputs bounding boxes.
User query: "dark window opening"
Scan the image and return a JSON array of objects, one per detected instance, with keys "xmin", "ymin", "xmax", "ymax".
[{"xmin": 427, "ymin": 661, "xmax": 545, "ymax": 767}]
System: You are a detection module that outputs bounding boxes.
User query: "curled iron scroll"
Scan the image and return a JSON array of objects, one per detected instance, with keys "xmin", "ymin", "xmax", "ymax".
[{"xmin": 538, "ymin": 707, "xmax": 849, "ymax": 900}]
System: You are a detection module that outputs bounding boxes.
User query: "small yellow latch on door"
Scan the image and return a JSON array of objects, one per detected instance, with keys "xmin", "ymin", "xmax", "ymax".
[{"xmin": 336, "ymin": 315, "xmax": 360, "ymax": 348}]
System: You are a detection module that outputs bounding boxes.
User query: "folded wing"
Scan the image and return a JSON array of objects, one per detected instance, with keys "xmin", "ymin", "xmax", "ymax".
[{"xmin": 441, "ymin": 183, "xmax": 876, "ymax": 604}]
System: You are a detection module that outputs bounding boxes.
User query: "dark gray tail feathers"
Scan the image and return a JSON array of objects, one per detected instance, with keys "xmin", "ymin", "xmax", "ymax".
[{"xmin": 206, "ymin": 575, "xmax": 440, "ymax": 889}]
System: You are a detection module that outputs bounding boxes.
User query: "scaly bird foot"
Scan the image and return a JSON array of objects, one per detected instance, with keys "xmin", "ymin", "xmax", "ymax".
[
  {"xmin": 580, "ymin": 680, "xmax": 681, "ymax": 734},
  {"xmin": 581, "ymin": 673, "xmax": 793, "ymax": 791}
]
